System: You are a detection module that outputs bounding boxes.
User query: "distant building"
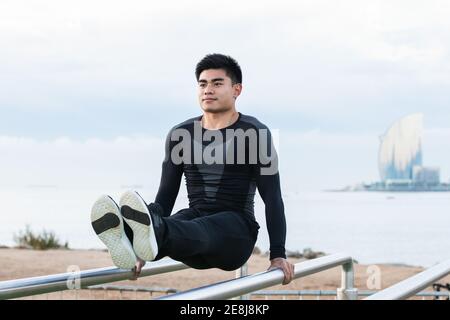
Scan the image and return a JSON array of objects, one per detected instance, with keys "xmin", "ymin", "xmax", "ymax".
[
  {"xmin": 412, "ymin": 166, "xmax": 440, "ymax": 185},
  {"xmin": 361, "ymin": 113, "xmax": 449, "ymax": 192},
  {"xmin": 378, "ymin": 113, "xmax": 423, "ymax": 182}
]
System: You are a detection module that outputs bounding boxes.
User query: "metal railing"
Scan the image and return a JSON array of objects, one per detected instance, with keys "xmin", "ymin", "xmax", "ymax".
[
  {"xmin": 235, "ymin": 261, "xmax": 250, "ymax": 300},
  {"xmin": 157, "ymin": 253, "xmax": 357, "ymax": 300},
  {"xmin": 0, "ymin": 258, "xmax": 188, "ymax": 300},
  {"xmin": 252, "ymin": 289, "xmax": 450, "ymax": 299},
  {"xmin": 1, "ymin": 253, "xmax": 356, "ymax": 300},
  {"xmin": 365, "ymin": 258, "xmax": 450, "ymax": 300}
]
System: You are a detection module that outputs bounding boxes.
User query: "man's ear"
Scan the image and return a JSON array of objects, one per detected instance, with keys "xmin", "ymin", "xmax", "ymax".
[{"xmin": 234, "ymin": 83, "xmax": 243, "ymax": 98}]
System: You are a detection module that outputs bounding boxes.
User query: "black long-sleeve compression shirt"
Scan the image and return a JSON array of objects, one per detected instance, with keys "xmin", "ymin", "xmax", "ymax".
[{"xmin": 154, "ymin": 112, "xmax": 287, "ymax": 259}]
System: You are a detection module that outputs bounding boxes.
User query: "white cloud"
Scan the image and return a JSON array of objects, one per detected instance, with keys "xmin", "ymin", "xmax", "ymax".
[{"xmin": 1, "ymin": 0, "xmax": 450, "ymax": 117}]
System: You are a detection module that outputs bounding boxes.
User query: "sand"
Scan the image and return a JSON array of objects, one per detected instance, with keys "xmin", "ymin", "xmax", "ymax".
[{"xmin": 0, "ymin": 248, "xmax": 449, "ymax": 300}]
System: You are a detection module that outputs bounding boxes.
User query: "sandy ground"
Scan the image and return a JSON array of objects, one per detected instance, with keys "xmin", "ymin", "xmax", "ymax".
[{"xmin": 1, "ymin": 248, "xmax": 449, "ymax": 300}]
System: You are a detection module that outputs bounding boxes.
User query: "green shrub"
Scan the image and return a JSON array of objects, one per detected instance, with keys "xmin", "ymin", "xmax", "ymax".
[{"xmin": 13, "ymin": 225, "xmax": 69, "ymax": 250}]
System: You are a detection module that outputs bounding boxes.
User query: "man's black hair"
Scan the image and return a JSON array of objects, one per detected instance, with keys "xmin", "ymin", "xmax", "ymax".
[{"xmin": 195, "ymin": 53, "xmax": 242, "ymax": 84}]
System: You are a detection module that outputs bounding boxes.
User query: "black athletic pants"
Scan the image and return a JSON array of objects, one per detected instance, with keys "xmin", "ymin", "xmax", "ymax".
[{"xmin": 125, "ymin": 207, "xmax": 259, "ymax": 271}]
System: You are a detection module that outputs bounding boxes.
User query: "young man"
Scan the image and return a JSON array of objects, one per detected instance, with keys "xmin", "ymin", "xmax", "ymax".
[{"xmin": 91, "ymin": 54, "xmax": 294, "ymax": 285}]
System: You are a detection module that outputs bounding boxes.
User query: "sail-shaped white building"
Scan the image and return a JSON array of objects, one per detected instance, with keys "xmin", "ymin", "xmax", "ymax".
[
  {"xmin": 359, "ymin": 113, "xmax": 449, "ymax": 191},
  {"xmin": 378, "ymin": 113, "xmax": 423, "ymax": 182}
]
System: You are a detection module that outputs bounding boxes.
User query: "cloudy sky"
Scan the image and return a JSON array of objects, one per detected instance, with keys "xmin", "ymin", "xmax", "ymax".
[{"xmin": 1, "ymin": 0, "xmax": 450, "ymax": 191}]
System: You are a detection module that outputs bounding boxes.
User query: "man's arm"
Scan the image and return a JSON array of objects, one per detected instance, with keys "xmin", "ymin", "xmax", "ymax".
[
  {"xmin": 255, "ymin": 127, "xmax": 294, "ymax": 284},
  {"xmin": 154, "ymin": 129, "xmax": 184, "ymax": 217},
  {"xmin": 256, "ymin": 170, "xmax": 286, "ymax": 259}
]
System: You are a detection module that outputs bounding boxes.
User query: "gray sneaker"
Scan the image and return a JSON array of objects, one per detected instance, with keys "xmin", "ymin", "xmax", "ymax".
[
  {"xmin": 91, "ymin": 195, "xmax": 137, "ymax": 269},
  {"xmin": 119, "ymin": 190, "xmax": 159, "ymax": 261}
]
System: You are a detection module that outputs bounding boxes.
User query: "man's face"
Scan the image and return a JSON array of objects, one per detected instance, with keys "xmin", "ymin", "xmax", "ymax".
[{"xmin": 197, "ymin": 69, "xmax": 242, "ymax": 114}]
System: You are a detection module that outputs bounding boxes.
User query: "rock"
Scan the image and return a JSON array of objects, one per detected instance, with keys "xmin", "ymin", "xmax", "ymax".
[
  {"xmin": 303, "ymin": 248, "xmax": 325, "ymax": 259},
  {"xmin": 259, "ymin": 248, "xmax": 326, "ymax": 259},
  {"xmin": 286, "ymin": 250, "xmax": 303, "ymax": 259}
]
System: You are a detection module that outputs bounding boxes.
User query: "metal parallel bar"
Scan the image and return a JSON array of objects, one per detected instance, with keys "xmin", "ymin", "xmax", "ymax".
[
  {"xmin": 88, "ymin": 284, "xmax": 178, "ymax": 293},
  {"xmin": 158, "ymin": 253, "xmax": 355, "ymax": 300},
  {"xmin": 337, "ymin": 261, "xmax": 358, "ymax": 300},
  {"xmin": 252, "ymin": 290, "xmax": 450, "ymax": 297},
  {"xmin": 365, "ymin": 259, "xmax": 450, "ymax": 300},
  {"xmin": 235, "ymin": 263, "xmax": 250, "ymax": 300},
  {"xmin": 253, "ymin": 290, "xmax": 342, "ymax": 296},
  {"xmin": 81, "ymin": 285, "xmax": 450, "ymax": 298},
  {"xmin": 0, "ymin": 258, "xmax": 188, "ymax": 300}
]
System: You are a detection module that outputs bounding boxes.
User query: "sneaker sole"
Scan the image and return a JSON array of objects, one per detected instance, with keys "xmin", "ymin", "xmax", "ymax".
[
  {"xmin": 120, "ymin": 191, "xmax": 158, "ymax": 261},
  {"xmin": 91, "ymin": 195, "xmax": 137, "ymax": 269}
]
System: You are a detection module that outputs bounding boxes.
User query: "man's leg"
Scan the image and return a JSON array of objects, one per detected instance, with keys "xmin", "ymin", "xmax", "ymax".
[
  {"xmin": 155, "ymin": 209, "xmax": 257, "ymax": 271},
  {"xmin": 119, "ymin": 191, "xmax": 257, "ymax": 271}
]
